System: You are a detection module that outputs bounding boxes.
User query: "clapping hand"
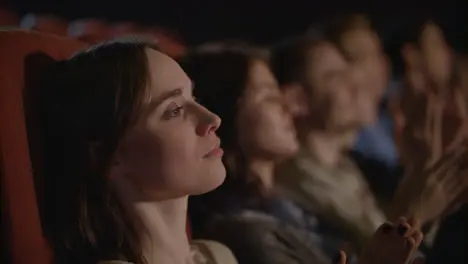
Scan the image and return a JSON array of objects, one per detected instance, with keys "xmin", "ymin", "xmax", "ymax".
[
  {"xmin": 335, "ymin": 218, "xmax": 423, "ymax": 264},
  {"xmin": 391, "ymin": 141, "xmax": 468, "ymax": 224}
]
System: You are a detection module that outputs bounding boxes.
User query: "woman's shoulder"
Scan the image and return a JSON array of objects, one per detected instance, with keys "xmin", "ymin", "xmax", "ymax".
[
  {"xmin": 97, "ymin": 261, "xmax": 133, "ymax": 264},
  {"xmin": 96, "ymin": 241, "xmax": 238, "ymax": 264},
  {"xmin": 191, "ymin": 239, "xmax": 238, "ymax": 264}
]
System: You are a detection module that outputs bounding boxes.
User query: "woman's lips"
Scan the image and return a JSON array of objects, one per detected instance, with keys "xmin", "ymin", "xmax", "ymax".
[{"xmin": 204, "ymin": 147, "xmax": 224, "ymax": 158}]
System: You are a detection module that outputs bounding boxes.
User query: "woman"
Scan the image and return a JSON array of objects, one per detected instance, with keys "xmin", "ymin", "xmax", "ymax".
[
  {"xmin": 181, "ymin": 43, "xmax": 335, "ymax": 264},
  {"xmin": 37, "ymin": 40, "xmax": 231, "ymax": 264}
]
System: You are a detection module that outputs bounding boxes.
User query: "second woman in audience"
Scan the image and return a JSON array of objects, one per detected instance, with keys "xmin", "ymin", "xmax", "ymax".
[{"xmin": 182, "ymin": 44, "xmax": 333, "ymax": 264}]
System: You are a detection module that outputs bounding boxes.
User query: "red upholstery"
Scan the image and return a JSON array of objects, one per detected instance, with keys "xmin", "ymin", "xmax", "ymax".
[
  {"xmin": 148, "ymin": 27, "xmax": 187, "ymax": 59},
  {"xmin": 0, "ymin": 30, "xmax": 192, "ymax": 264},
  {"xmin": 20, "ymin": 14, "xmax": 68, "ymax": 36},
  {"xmin": 0, "ymin": 30, "xmax": 86, "ymax": 264},
  {"xmin": 0, "ymin": 8, "xmax": 19, "ymax": 26},
  {"xmin": 68, "ymin": 18, "xmax": 110, "ymax": 44},
  {"xmin": 186, "ymin": 218, "xmax": 192, "ymax": 239},
  {"xmin": 110, "ymin": 22, "xmax": 143, "ymax": 37}
]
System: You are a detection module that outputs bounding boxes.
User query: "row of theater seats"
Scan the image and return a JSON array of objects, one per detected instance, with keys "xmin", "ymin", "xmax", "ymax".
[
  {"xmin": 0, "ymin": 7, "xmax": 187, "ymax": 58},
  {"xmin": 0, "ymin": 29, "xmax": 192, "ymax": 264}
]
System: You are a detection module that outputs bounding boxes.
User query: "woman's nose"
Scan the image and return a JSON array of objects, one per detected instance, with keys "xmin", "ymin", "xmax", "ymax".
[{"xmin": 195, "ymin": 108, "xmax": 221, "ymax": 137}]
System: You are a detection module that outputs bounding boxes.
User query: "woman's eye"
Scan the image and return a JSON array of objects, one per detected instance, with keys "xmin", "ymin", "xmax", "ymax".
[{"xmin": 163, "ymin": 105, "xmax": 184, "ymax": 119}]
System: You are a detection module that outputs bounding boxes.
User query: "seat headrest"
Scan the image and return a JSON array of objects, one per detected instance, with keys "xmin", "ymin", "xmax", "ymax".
[
  {"xmin": 0, "ymin": 30, "xmax": 86, "ymax": 264},
  {"xmin": 20, "ymin": 14, "xmax": 68, "ymax": 36}
]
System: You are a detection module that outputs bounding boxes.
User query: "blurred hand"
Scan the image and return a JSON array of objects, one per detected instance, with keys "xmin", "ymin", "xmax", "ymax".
[
  {"xmin": 399, "ymin": 21, "xmax": 467, "ymax": 170},
  {"xmin": 333, "ymin": 250, "xmax": 347, "ymax": 264},
  {"xmin": 391, "ymin": 141, "xmax": 468, "ymax": 224},
  {"xmin": 355, "ymin": 217, "xmax": 423, "ymax": 264}
]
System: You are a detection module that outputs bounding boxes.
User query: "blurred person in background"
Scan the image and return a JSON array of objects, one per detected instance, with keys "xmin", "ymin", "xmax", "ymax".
[
  {"xmin": 182, "ymin": 43, "xmax": 332, "ymax": 264},
  {"xmin": 182, "ymin": 43, "xmax": 424, "ymax": 264},
  {"xmin": 322, "ymin": 14, "xmax": 402, "ymax": 206},
  {"xmin": 270, "ymin": 31, "xmax": 465, "ymax": 255},
  {"xmin": 394, "ymin": 21, "xmax": 468, "ymax": 264},
  {"xmin": 426, "ymin": 54, "xmax": 468, "ymax": 264},
  {"xmin": 271, "ymin": 35, "xmax": 386, "ymax": 250}
]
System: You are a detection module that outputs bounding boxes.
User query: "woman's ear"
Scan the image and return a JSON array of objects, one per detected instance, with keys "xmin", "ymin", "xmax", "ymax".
[{"xmin": 281, "ymin": 83, "xmax": 309, "ymax": 117}]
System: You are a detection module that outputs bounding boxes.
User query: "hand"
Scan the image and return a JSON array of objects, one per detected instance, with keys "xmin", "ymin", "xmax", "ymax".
[
  {"xmin": 399, "ymin": 91, "xmax": 443, "ymax": 169},
  {"xmin": 419, "ymin": 22, "xmax": 452, "ymax": 93},
  {"xmin": 333, "ymin": 250, "xmax": 347, "ymax": 264},
  {"xmin": 356, "ymin": 217, "xmax": 423, "ymax": 264},
  {"xmin": 391, "ymin": 142, "xmax": 468, "ymax": 224},
  {"xmin": 400, "ymin": 21, "xmax": 466, "ymax": 170}
]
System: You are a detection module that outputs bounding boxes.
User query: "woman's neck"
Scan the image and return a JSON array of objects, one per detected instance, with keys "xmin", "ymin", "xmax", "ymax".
[
  {"xmin": 112, "ymin": 177, "xmax": 191, "ymax": 264},
  {"xmin": 246, "ymin": 158, "xmax": 275, "ymax": 195},
  {"xmin": 133, "ymin": 198, "xmax": 191, "ymax": 264},
  {"xmin": 301, "ymin": 129, "xmax": 356, "ymax": 167}
]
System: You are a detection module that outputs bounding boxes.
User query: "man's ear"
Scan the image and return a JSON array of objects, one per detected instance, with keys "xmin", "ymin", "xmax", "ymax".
[{"xmin": 281, "ymin": 83, "xmax": 309, "ymax": 117}]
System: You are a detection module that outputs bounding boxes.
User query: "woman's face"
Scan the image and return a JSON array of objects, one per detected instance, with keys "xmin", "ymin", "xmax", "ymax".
[
  {"xmin": 237, "ymin": 60, "xmax": 299, "ymax": 159},
  {"xmin": 112, "ymin": 49, "xmax": 226, "ymax": 200},
  {"xmin": 306, "ymin": 43, "xmax": 362, "ymax": 130}
]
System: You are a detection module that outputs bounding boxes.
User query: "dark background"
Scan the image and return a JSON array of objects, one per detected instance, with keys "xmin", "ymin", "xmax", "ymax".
[
  {"xmin": 6, "ymin": 0, "xmax": 466, "ymax": 44},
  {"xmin": 5, "ymin": 0, "xmax": 468, "ymax": 73}
]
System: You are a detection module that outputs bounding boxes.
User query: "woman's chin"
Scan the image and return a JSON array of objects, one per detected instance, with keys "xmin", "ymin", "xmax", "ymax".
[
  {"xmin": 191, "ymin": 164, "xmax": 227, "ymax": 195},
  {"xmin": 272, "ymin": 142, "xmax": 300, "ymax": 161}
]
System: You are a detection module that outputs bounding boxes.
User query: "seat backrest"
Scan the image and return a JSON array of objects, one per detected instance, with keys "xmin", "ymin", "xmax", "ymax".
[
  {"xmin": 110, "ymin": 22, "xmax": 143, "ymax": 38},
  {"xmin": 0, "ymin": 30, "xmax": 86, "ymax": 264},
  {"xmin": 68, "ymin": 18, "xmax": 110, "ymax": 44},
  {"xmin": 20, "ymin": 14, "xmax": 68, "ymax": 36},
  {"xmin": 0, "ymin": 8, "xmax": 19, "ymax": 26},
  {"xmin": 186, "ymin": 218, "xmax": 192, "ymax": 239}
]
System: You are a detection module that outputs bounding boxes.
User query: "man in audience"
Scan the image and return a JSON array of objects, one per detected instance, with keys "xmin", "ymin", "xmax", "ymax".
[
  {"xmin": 271, "ymin": 35, "xmax": 386, "ymax": 250},
  {"xmin": 322, "ymin": 14, "xmax": 403, "ymax": 206}
]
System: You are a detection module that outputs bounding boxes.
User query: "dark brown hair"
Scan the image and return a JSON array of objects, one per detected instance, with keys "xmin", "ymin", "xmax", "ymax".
[
  {"xmin": 180, "ymin": 43, "xmax": 268, "ymax": 235},
  {"xmin": 39, "ymin": 39, "xmax": 158, "ymax": 264},
  {"xmin": 270, "ymin": 35, "xmax": 325, "ymax": 87},
  {"xmin": 322, "ymin": 13, "xmax": 372, "ymax": 49}
]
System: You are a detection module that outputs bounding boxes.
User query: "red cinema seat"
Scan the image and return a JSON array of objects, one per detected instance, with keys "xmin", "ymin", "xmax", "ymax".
[{"xmin": 0, "ymin": 30, "xmax": 86, "ymax": 264}]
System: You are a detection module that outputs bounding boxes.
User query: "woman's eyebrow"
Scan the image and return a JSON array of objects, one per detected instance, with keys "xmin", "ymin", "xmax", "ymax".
[{"xmin": 146, "ymin": 88, "xmax": 184, "ymax": 113}]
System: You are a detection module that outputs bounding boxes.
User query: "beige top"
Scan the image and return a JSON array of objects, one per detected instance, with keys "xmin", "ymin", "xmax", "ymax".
[
  {"xmin": 97, "ymin": 240, "xmax": 237, "ymax": 264},
  {"xmin": 275, "ymin": 147, "xmax": 386, "ymax": 247}
]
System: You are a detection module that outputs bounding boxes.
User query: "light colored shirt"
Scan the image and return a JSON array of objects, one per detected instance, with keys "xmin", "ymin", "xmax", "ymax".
[
  {"xmin": 353, "ymin": 79, "xmax": 402, "ymax": 167},
  {"xmin": 97, "ymin": 240, "xmax": 237, "ymax": 264},
  {"xmin": 276, "ymin": 147, "xmax": 386, "ymax": 248}
]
